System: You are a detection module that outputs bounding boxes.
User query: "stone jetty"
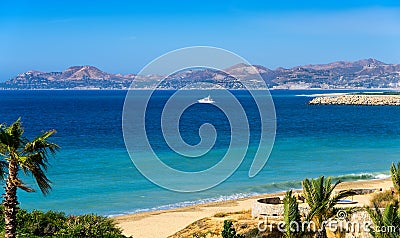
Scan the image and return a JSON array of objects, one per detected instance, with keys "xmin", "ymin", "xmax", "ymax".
[{"xmin": 309, "ymin": 95, "xmax": 400, "ymax": 106}]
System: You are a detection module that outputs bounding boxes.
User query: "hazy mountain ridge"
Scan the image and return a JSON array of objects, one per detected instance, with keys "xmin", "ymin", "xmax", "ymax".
[{"xmin": 2, "ymin": 58, "xmax": 400, "ymax": 89}]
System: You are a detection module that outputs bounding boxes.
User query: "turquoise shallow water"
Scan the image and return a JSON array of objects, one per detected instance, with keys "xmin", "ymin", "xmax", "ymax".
[{"xmin": 0, "ymin": 90, "xmax": 397, "ymax": 216}]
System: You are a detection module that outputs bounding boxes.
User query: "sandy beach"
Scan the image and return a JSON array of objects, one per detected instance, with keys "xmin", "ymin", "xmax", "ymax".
[{"xmin": 113, "ymin": 178, "xmax": 392, "ymax": 238}]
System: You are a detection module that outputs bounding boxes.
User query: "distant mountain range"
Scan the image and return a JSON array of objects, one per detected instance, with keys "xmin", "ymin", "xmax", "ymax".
[{"xmin": 2, "ymin": 58, "xmax": 400, "ymax": 89}]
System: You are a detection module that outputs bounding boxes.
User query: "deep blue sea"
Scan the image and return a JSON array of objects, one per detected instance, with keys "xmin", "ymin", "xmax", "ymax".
[{"xmin": 0, "ymin": 90, "xmax": 398, "ymax": 216}]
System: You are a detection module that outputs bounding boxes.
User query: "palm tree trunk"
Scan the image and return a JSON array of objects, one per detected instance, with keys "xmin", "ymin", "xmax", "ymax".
[{"xmin": 3, "ymin": 161, "xmax": 19, "ymax": 238}]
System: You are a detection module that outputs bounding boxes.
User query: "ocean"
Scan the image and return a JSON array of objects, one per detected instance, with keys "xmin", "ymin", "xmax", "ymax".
[{"xmin": 0, "ymin": 90, "xmax": 397, "ymax": 216}]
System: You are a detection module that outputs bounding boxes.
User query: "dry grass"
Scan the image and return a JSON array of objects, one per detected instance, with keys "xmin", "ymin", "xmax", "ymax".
[
  {"xmin": 370, "ymin": 190, "xmax": 395, "ymax": 208},
  {"xmin": 168, "ymin": 210, "xmax": 282, "ymax": 238},
  {"xmin": 213, "ymin": 212, "xmax": 228, "ymax": 218},
  {"xmin": 168, "ymin": 208, "xmax": 367, "ymax": 238}
]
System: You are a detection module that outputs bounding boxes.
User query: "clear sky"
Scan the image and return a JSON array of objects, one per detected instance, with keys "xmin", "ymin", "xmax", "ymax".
[{"xmin": 0, "ymin": 0, "xmax": 400, "ymax": 81}]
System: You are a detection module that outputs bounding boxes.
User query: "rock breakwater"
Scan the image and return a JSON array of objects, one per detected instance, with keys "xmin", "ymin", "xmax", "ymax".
[{"xmin": 309, "ymin": 95, "xmax": 400, "ymax": 106}]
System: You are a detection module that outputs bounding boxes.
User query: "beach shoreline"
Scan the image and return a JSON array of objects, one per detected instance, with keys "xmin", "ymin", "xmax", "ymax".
[{"xmin": 113, "ymin": 177, "xmax": 392, "ymax": 238}]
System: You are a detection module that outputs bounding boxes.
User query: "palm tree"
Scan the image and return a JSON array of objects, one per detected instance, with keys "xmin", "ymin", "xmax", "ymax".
[
  {"xmin": 283, "ymin": 190, "xmax": 302, "ymax": 238},
  {"xmin": 366, "ymin": 200, "xmax": 400, "ymax": 238},
  {"xmin": 302, "ymin": 176, "xmax": 354, "ymax": 238},
  {"xmin": 390, "ymin": 162, "xmax": 400, "ymax": 200},
  {"xmin": 0, "ymin": 118, "xmax": 59, "ymax": 238}
]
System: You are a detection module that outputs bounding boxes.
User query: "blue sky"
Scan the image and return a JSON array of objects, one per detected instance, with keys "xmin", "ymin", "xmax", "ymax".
[{"xmin": 0, "ymin": 0, "xmax": 400, "ymax": 81}]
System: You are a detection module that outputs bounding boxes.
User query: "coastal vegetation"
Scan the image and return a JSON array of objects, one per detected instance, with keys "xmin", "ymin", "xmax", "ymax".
[
  {"xmin": 364, "ymin": 162, "xmax": 400, "ymax": 238},
  {"xmin": 302, "ymin": 176, "xmax": 354, "ymax": 238},
  {"xmin": 210, "ymin": 164, "xmax": 400, "ymax": 238},
  {"xmin": 0, "ymin": 119, "xmax": 58, "ymax": 238},
  {"xmin": 390, "ymin": 162, "xmax": 400, "ymax": 200},
  {"xmin": 366, "ymin": 201, "xmax": 400, "ymax": 238},
  {"xmin": 278, "ymin": 177, "xmax": 354, "ymax": 238},
  {"xmin": 0, "ymin": 207, "xmax": 129, "ymax": 237},
  {"xmin": 221, "ymin": 220, "xmax": 245, "ymax": 238},
  {"xmin": 370, "ymin": 190, "xmax": 395, "ymax": 208},
  {"xmin": 215, "ymin": 177, "xmax": 355, "ymax": 238},
  {"xmin": 2, "ymin": 119, "xmax": 400, "ymax": 238},
  {"xmin": 0, "ymin": 119, "xmax": 128, "ymax": 238},
  {"xmin": 282, "ymin": 191, "xmax": 302, "ymax": 238}
]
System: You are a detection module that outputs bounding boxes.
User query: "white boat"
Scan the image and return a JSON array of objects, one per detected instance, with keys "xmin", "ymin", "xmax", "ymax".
[{"xmin": 197, "ymin": 95, "xmax": 215, "ymax": 104}]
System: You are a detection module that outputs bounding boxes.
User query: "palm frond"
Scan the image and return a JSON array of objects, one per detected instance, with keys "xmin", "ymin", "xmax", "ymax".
[
  {"xmin": 366, "ymin": 200, "xmax": 400, "ymax": 238},
  {"xmin": 0, "ymin": 118, "xmax": 59, "ymax": 238},
  {"xmin": 20, "ymin": 153, "xmax": 52, "ymax": 194},
  {"xmin": 12, "ymin": 176, "xmax": 35, "ymax": 192},
  {"xmin": 0, "ymin": 127, "xmax": 14, "ymax": 149},
  {"xmin": 0, "ymin": 125, "xmax": 10, "ymax": 153},
  {"xmin": 0, "ymin": 160, "xmax": 8, "ymax": 180},
  {"xmin": 302, "ymin": 176, "xmax": 353, "ymax": 231},
  {"xmin": 18, "ymin": 130, "xmax": 59, "ymax": 193},
  {"xmin": 391, "ymin": 162, "xmax": 400, "ymax": 195},
  {"xmin": 31, "ymin": 167, "xmax": 52, "ymax": 194},
  {"xmin": 1, "ymin": 119, "xmax": 58, "ymax": 195},
  {"xmin": 23, "ymin": 130, "xmax": 59, "ymax": 156},
  {"xmin": 7, "ymin": 118, "xmax": 24, "ymax": 149},
  {"xmin": 302, "ymin": 178, "xmax": 313, "ymax": 207},
  {"xmin": 0, "ymin": 118, "xmax": 27, "ymax": 152},
  {"xmin": 283, "ymin": 190, "xmax": 302, "ymax": 238},
  {"xmin": 0, "ymin": 143, "xmax": 8, "ymax": 156},
  {"xmin": 366, "ymin": 202, "xmax": 383, "ymax": 237}
]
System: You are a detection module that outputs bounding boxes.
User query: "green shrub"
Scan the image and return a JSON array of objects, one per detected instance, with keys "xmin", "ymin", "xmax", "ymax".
[
  {"xmin": 221, "ymin": 220, "xmax": 245, "ymax": 238},
  {"xmin": 16, "ymin": 209, "xmax": 67, "ymax": 236},
  {"xmin": 59, "ymin": 214, "xmax": 125, "ymax": 237},
  {"xmin": 0, "ymin": 206, "xmax": 129, "ymax": 237},
  {"xmin": 214, "ymin": 212, "xmax": 228, "ymax": 218}
]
